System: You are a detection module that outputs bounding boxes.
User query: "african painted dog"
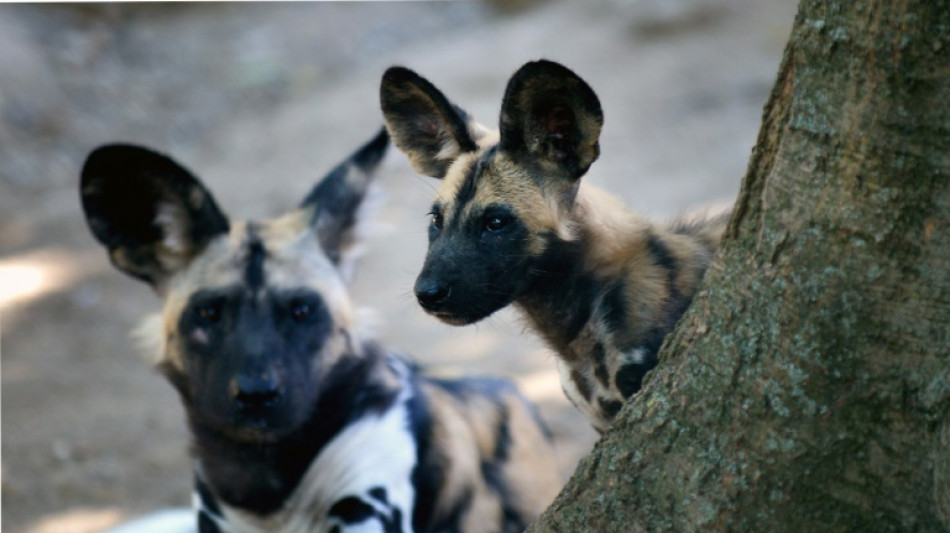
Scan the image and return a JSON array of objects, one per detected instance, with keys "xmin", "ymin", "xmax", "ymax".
[
  {"xmin": 80, "ymin": 129, "xmax": 561, "ymax": 532},
  {"xmin": 380, "ymin": 61, "xmax": 729, "ymax": 432}
]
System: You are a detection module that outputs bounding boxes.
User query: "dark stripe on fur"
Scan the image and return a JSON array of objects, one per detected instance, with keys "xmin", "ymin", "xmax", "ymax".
[
  {"xmin": 329, "ymin": 495, "xmax": 404, "ymax": 533},
  {"xmin": 438, "ymin": 487, "xmax": 474, "ymax": 533},
  {"xmin": 524, "ymin": 234, "xmax": 599, "ymax": 354},
  {"xmin": 646, "ymin": 233, "xmax": 676, "ymax": 274},
  {"xmin": 388, "ymin": 509, "xmax": 404, "ymax": 533},
  {"xmin": 598, "ymin": 399, "xmax": 623, "ymax": 419},
  {"xmin": 198, "ymin": 511, "xmax": 222, "ymax": 533},
  {"xmin": 329, "ymin": 497, "xmax": 375, "ymax": 523},
  {"xmin": 244, "ymin": 227, "xmax": 266, "ymax": 291},
  {"xmin": 452, "ymin": 158, "xmax": 479, "ymax": 212},
  {"xmin": 571, "ymin": 369, "xmax": 593, "ymax": 402},
  {"xmin": 481, "ymin": 403, "xmax": 528, "ymax": 533},
  {"xmin": 646, "ymin": 233, "xmax": 678, "ymax": 299},
  {"xmin": 369, "ymin": 486, "xmax": 389, "ymax": 505},
  {"xmin": 195, "ymin": 476, "xmax": 222, "ymax": 517},
  {"xmin": 453, "ymin": 146, "xmax": 497, "ymax": 210},
  {"xmin": 615, "ymin": 361, "xmax": 652, "ymax": 399},
  {"xmin": 406, "ymin": 373, "xmax": 442, "ymax": 532},
  {"xmin": 592, "ymin": 342, "xmax": 609, "ymax": 386},
  {"xmin": 352, "ymin": 127, "xmax": 390, "ymax": 171},
  {"xmin": 488, "ymin": 400, "xmax": 512, "ymax": 463},
  {"xmin": 601, "ymin": 280, "xmax": 628, "ymax": 338},
  {"xmin": 448, "ymin": 105, "xmax": 479, "ymax": 153}
]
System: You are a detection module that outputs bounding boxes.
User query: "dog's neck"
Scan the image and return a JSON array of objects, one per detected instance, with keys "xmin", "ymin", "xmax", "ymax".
[
  {"xmin": 515, "ymin": 183, "xmax": 653, "ymax": 358},
  {"xmin": 516, "ymin": 235, "xmax": 599, "ymax": 360},
  {"xmin": 185, "ymin": 343, "xmax": 402, "ymax": 516},
  {"xmin": 514, "ymin": 183, "xmax": 728, "ymax": 430}
]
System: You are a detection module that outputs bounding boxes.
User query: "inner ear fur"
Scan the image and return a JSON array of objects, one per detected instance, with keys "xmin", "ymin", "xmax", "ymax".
[
  {"xmin": 80, "ymin": 144, "xmax": 229, "ymax": 286},
  {"xmin": 380, "ymin": 66, "xmax": 479, "ymax": 179},
  {"xmin": 499, "ymin": 60, "xmax": 604, "ymax": 182}
]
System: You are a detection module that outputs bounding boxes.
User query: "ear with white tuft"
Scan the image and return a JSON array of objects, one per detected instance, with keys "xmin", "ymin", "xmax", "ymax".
[{"xmin": 132, "ymin": 313, "xmax": 167, "ymax": 367}]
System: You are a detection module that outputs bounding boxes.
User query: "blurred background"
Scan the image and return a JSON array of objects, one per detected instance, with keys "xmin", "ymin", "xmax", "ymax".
[{"xmin": 0, "ymin": 1, "xmax": 795, "ymax": 531}]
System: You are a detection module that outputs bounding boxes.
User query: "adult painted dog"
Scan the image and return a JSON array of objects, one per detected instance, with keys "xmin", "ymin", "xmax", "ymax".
[{"xmin": 81, "ymin": 128, "xmax": 559, "ymax": 533}]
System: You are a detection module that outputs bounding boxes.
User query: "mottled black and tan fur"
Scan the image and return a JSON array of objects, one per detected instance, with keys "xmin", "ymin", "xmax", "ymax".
[
  {"xmin": 80, "ymin": 129, "xmax": 559, "ymax": 533},
  {"xmin": 381, "ymin": 61, "xmax": 728, "ymax": 431}
]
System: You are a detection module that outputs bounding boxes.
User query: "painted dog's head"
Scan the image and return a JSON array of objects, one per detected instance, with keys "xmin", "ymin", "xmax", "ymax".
[
  {"xmin": 380, "ymin": 60, "xmax": 603, "ymax": 325},
  {"xmin": 81, "ymin": 129, "xmax": 388, "ymax": 443}
]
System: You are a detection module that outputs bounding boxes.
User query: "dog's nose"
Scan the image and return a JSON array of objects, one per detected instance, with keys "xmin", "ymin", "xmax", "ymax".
[
  {"xmin": 231, "ymin": 373, "xmax": 280, "ymax": 410},
  {"xmin": 415, "ymin": 279, "xmax": 451, "ymax": 310}
]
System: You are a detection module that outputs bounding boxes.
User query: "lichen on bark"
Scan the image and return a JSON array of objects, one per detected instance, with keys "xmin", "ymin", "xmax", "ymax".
[{"xmin": 529, "ymin": 1, "xmax": 950, "ymax": 531}]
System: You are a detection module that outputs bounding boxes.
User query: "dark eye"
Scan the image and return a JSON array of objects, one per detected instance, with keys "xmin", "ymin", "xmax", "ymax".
[
  {"xmin": 429, "ymin": 210, "xmax": 444, "ymax": 231},
  {"xmin": 290, "ymin": 300, "xmax": 313, "ymax": 323},
  {"xmin": 196, "ymin": 300, "xmax": 224, "ymax": 325},
  {"xmin": 484, "ymin": 214, "xmax": 511, "ymax": 233}
]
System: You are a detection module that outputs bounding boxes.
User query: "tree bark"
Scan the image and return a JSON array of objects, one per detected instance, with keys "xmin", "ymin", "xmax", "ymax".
[{"xmin": 529, "ymin": 1, "xmax": 950, "ymax": 531}]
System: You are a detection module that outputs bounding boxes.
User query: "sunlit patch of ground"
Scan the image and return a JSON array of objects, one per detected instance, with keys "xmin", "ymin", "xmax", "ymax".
[
  {"xmin": 0, "ymin": 249, "xmax": 101, "ymax": 309},
  {"xmin": 22, "ymin": 507, "xmax": 125, "ymax": 533}
]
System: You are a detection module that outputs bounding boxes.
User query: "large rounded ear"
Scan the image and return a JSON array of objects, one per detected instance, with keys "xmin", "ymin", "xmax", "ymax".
[
  {"xmin": 499, "ymin": 60, "xmax": 603, "ymax": 182},
  {"xmin": 300, "ymin": 127, "xmax": 389, "ymax": 280},
  {"xmin": 380, "ymin": 66, "xmax": 480, "ymax": 179},
  {"xmin": 80, "ymin": 144, "xmax": 229, "ymax": 287}
]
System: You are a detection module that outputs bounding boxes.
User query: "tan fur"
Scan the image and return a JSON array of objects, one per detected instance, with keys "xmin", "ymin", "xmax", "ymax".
[
  {"xmin": 573, "ymin": 184, "xmax": 652, "ymax": 277},
  {"xmin": 420, "ymin": 382, "xmax": 560, "ymax": 531},
  {"xmin": 151, "ymin": 209, "xmax": 357, "ymax": 373},
  {"xmin": 437, "ymin": 148, "xmax": 573, "ymax": 253}
]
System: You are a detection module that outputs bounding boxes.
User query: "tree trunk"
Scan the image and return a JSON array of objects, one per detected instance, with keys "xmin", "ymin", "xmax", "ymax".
[{"xmin": 529, "ymin": 1, "xmax": 950, "ymax": 531}]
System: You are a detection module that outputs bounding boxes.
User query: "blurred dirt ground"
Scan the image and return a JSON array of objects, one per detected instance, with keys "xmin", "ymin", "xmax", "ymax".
[{"xmin": 0, "ymin": 1, "xmax": 795, "ymax": 531}]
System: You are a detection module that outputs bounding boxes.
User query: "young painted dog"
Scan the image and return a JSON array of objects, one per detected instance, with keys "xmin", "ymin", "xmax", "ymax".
[
  {"xmin": 80, "ymin": 128, "xmax": 560, "ymax": 533},
  {"xmin": 380, "ymin": 61, "xmax": 728, "ymax": 432}
]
